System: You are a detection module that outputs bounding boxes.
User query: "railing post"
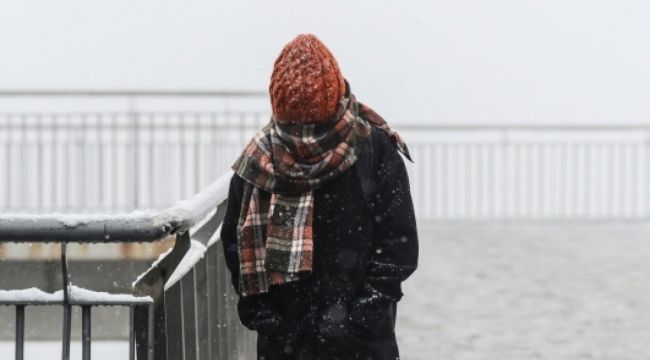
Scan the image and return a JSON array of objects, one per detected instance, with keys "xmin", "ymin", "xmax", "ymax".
[
  {"xmin": 61, "ymin": 242, "xmax": 71, "ymax": 360},
  {"xmin": 134, "ymin": 304, "xmax": 155, "ymax": 360},
  {"xmin": 500, "ymin": 129, "xmax": 509, "ymax": 221},
  {"xmin": 129, "ymin": 95, "xmax": 140, "ymax": 210},
  {"xmin": 82, "ymin": 306, "xmax": 91, "ymax": 360},
  {"xmin": 644, "ymin": 130, "xmax": 650, "ymax": 220},
  {"xmin": 15, "ymin": 305, "xmax": 25, "ymax": 360},
  {"xmin": 129, "ymin": 306, "xmax": 135, "ymax": 360}
]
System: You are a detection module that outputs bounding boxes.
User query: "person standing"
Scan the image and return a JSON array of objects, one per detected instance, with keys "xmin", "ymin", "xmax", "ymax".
[{"xmin": 221, "ymin": 33, "xmax": 418, "ymax": 360}]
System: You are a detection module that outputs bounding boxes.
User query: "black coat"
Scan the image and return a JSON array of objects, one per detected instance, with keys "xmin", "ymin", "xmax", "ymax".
[{"xmin": 221, "ymin": 129, "xmax": 419, "ymax": 359}]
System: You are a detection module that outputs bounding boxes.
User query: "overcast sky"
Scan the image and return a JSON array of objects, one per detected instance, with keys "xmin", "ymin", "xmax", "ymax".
[{"xmin": 1, "ymin": 0, "xmax": 649, "ymax": 124}]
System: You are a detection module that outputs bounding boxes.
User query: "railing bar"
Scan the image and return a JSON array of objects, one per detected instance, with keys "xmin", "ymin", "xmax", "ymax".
[
  {"xmin": 194, "ymin": 114, "xmax": 201, "ymax": 194},
  {"xmin": 164, "ymin": 114, "xmax": 173, "ymax": 207},
  {"xmin": 154, "ymin": 293, "xmax": 167, "ymax": 360},
  {"xmin": 15, "ymin": 305, "xmax": 25, "ymax": 360},
  {"xmin": 529, "ymin": 144, "xmax": 536, "ymax": 218},
  {"xmin": 211, "ymin": 113, "xmax": 219, "ymax": 184},
  {"xmin": 631, "ymin": 143, "xmax": 639, "ymax": 217},
  {"xmin": 541, "ymin": 144, "xmax": 548, "ymax": 218},
  {"xmin": 5, "ymin": 115, "xmax": 11, "ymax": 209},
  {"xmin": 129, "ymin": 306, "xmax": 135, "ymax": 360},
  {"xmin": 486, "ymin": 144, "xmax": 494, "ymax": 219},
  {"xmin": 425, "ymin": 145, "xmax": 432, "ymax": 219},
  {"xmin": 582, "ymin": 143, "xmax": 589, "ymax": 218},
  {"xmin": 79, "ymin": 114, "xmax": 87, "ymax": 209},
  {"xmin": 19, "ymin": 115, "xmax": 27, "ymax": 211},
  {"xmin": 645, "ymin": 132, "xmax": 650, "ymax": 219},
  {"xmin": 36, "ymin": 115, "xmax": 43, "ymax": 211},
  {"xmin": 193, "ymin": 268, "xmax": 201, "ymax": 358},
  {"xmin": 179, "ymin": 117, "xmax": 187, "ymax": 199},
  {"xmin": 558, "ymin": 143, "xmax": 566, "ymax": 218},
  {"xmin": 620, "ymin": 143, "xmax": 628, "ymax": 218},
  {"xmin": 512, "ymin": 143, "xmax": 520, "ymax": 219},
  {"xmin": 148, "ymin": 304, "xmax": 155, "ymax": 360},
  {"xmin": 197, "ymin": 258, "xmax": 210, "ymax": 360},
  {"xmin": 63, "ymin": 123, "xmax": 70, "ymax": 211},
  {"xmin": 501, "ymin": 141, "xmax": 507, "ymax": 221},
  {"xmin": 519, "ymin": 143, "xmax": 527, "ymax": 219},
  {"xmin": 441, "ymin": 144, "xmax": 449, "ymax": 219},
  {"xmin": 216, "ymin": 246, "xmax": 227, "ymax": 360},
  {"xmin": 61, "ymin": 242, "xmax": 71, "ymax": 360},
  {"xmin": 147, "ymin": 114, "xmax": 155, "ymax": 208},
  {"xmin": 432, "ymin": 145, "xmax": 440, "ymax": 219},
  {"xmin": 111, "ymin": 114, "xmax": 119, "ymax": 211},
  {"xmin": 572, "ymin": 143, "xmax": 579, "ymax": 218},
  {"xmin": 206, "ymin": 246, "xmax": 219, "ymax": 360},
  {"xmin": 520, "ymin": 143, "xmax": 527, "ymax": 219},
  {"xmin": 61, "ymin": 243, "xmax": 70, "ymax": 301},
  {"xmin": 0, "ymin": 89, "xmax": 267, "ymax": 97},
  {"xmin": 465, "ymin": 145, "xmax": 472, "ymax": 219},
  {"xmin": 131, "ymin": 99, "xmax": 140, "ymax": 210},
  {"xmin": 51, "ymin": 114, "xmax": 59, "ymax": 210},
  {"xmin": 583, "ymin": 143, "xmax": 590, "ymax": 218},
  {"xmin": 0, "ymin": 118, "xmax": 277, "ymax": 131},
  {"xmin": 180, "ymin": 270, "xmax": 197, "ymax": 360},
  {"xmin": 62, "ymin": 304, "xmax": 72, "ymax": 360},
  {"xmin": 82, "ymin": 305, "xmax": 91, "ymax": 360},
  {"xmin": 97, "ymin": 115, "xmax": 104, "ymax": 207},
  {"xmin": 606, "ymin": 143, "xmax": 615, "ymax": 219}
]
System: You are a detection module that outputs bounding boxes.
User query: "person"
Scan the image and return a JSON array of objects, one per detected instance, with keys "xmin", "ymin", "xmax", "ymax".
[{"xmin": 220, "ymin": 33, "xmax": 418, "ymax": 360}]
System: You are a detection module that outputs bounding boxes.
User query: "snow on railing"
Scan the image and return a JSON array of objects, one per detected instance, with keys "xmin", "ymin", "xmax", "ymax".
[
  {"xmin": 0, "ymin": 170, "xmax": 255, "ymax": 360},
  {"xmin": 163, "ymin": 240, "xmax": 207, "ymax": 291},
  {"xmin": 0, "ymin": 286, "xmax": 152, "ymax": 305}
]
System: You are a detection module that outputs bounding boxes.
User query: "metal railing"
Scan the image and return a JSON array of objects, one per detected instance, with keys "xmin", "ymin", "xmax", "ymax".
[
  {"xmin": 402, "ymin": 124, "xmax": 650, "ymax": 221},
  {"xmin": 0, "ymin": 171, "xmax": 256, "ymax": 360},
  {"xmin": 2, "ymin": 91, "xmax": 650, "ymax": 222},
  {"xmin": 0, "ymin": 90, "xmax": 268, "ymax": 213}
]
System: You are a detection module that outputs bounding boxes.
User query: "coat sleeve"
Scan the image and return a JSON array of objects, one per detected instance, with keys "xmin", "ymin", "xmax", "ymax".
[
  {"xmin": 347, "ymin": 134, "xmax": 419, "ymax": 334},
  {"xmin": 220, "ymin": 174, "xmax": 286, "ymax": 332}
]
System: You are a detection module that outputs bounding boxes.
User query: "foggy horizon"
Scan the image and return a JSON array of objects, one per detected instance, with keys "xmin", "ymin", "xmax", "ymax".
[{"xmin": 1, "ymin": 0, "xmax": 649, "ymax": 125}]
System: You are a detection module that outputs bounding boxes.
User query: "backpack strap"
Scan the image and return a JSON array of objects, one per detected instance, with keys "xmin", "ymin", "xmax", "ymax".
[{"xmin": 355, "ymin": 129, "xmax": 379, "ymax": 210}]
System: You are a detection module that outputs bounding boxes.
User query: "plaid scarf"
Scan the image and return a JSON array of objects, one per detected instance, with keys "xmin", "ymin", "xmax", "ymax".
[
  {"xmin": 232, "ymin": 92, "xmax": 410, "ymax": 296},
  {"xmin": 357, "ymin": 102, "xmax": 412, "ymax": 161}
]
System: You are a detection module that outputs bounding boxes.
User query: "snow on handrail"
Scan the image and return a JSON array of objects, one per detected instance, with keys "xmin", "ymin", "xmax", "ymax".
[
  {"xmin": 0, "ymin": 170, "xmax": 234, "ymax": 243},
  {"xmin": 163, "ymin": 240, "xmax": 208, "ymax": 291},
  {"xmin": 0, "ymin": 286, "xmax": 152, "ymax": 306},
  {"xmin": 137, "ymin": 207, "xmax": 227, "ymax": 292},
  {"xmin": 153, "ymin": 170, "xmax": 232, "ymax": 235}
]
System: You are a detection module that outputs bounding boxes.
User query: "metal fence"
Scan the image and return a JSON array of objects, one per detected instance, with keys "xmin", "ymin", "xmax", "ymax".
[
  {"xmin": 2, "ymin": 91, "xmax": 650, "ymax": 221},
  {"xmin": 404, "ymin": 125, "xmax": 650, "ymax": 221},
  {"xmin": 0, "ymin": 171, "xmax": 256, "ymax": 360},
  {"xmin": 0, "ymin": 90, "xmax": 268, "ymax": 214}
]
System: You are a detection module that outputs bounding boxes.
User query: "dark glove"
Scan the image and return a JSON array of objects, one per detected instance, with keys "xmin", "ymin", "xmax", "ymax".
[
  {"xmin": 317, "ymin": 304, "xmax": 372, "ymax": 346},
  {"xmin": 250, "ymin": 307, "xmax": 287, "ymax": 334},
  {"xmin": 254, "ymin": 309, "xmax": 302, "ymax": 354}
]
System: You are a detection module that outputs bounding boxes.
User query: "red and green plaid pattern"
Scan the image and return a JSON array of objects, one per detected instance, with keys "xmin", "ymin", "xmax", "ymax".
[
  {"xmin": 357, "ymin": 101, "xmax": 412, "ymax": 161},
  {"xmin": 232, "ymin": 94, "xmax": 408, "ymax": 296}
]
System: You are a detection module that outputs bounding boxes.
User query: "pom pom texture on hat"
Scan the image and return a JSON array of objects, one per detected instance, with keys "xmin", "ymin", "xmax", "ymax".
[{"xmin": 270, "ymin": 34, "xmax": 346, "ymax": 124}]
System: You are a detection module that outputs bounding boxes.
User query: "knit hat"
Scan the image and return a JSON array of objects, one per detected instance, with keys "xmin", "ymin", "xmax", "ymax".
[{"xmin": 270, "ymin": 34, "xmax": 346, "ymax": 124}]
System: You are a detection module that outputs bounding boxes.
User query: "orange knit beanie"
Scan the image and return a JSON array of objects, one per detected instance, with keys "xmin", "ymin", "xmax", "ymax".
[{"xmin": 270, "ymin": 34, "xmax": 346, "ymax": 124}]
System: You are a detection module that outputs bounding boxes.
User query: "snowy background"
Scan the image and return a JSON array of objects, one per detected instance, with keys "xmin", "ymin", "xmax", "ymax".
[
  {"xmin": 2, "ymin": 1, "xmax": 650, "ymax": 359},
  {"xmin": 397, "ymin": 224, "xmax": 650, "ymax": 360}
]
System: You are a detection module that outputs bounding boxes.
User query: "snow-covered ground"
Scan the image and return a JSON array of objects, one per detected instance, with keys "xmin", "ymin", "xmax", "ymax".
[{"xmin": 397, "ymin": 224, "xmax": 650, "ymax": 360}]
